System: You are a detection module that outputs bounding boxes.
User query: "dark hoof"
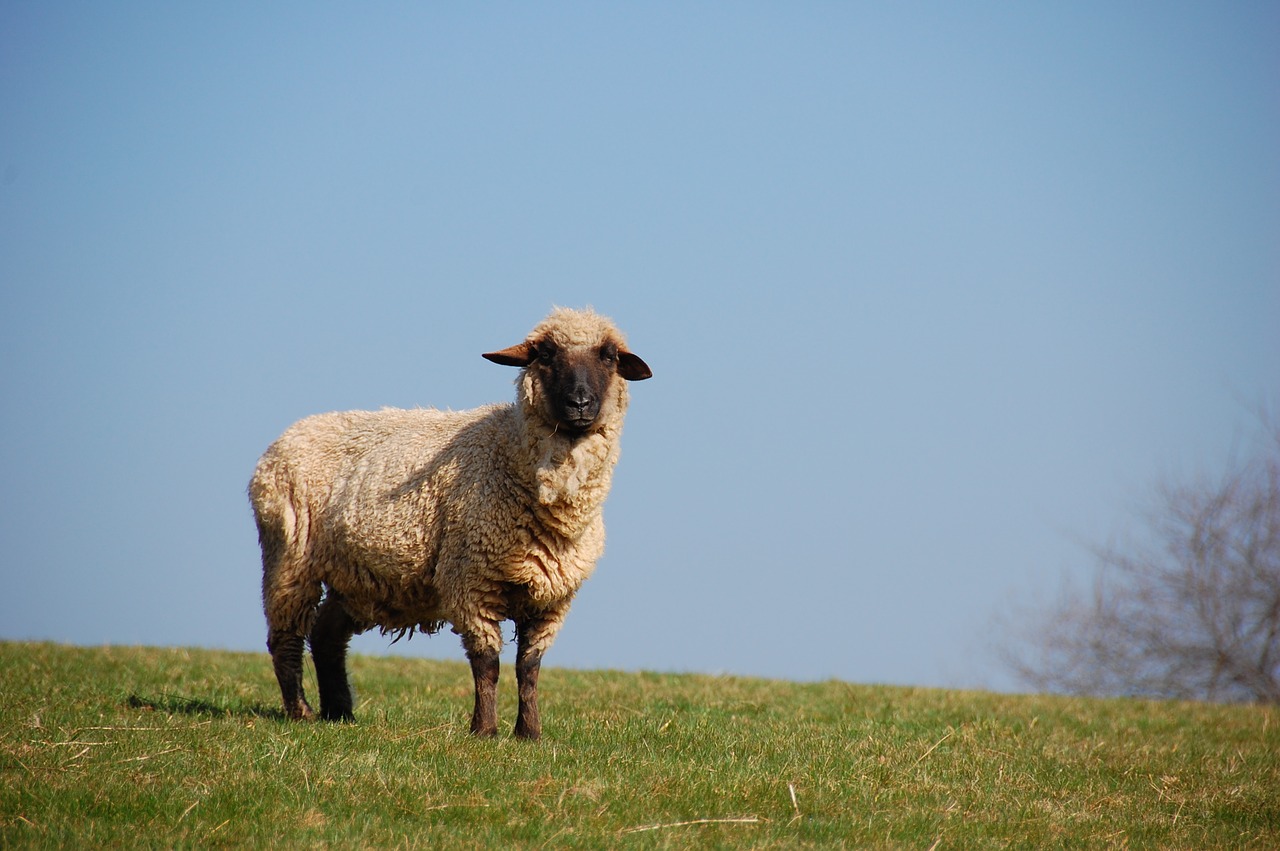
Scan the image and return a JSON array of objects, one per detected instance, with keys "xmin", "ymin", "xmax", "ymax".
[
  {"xmin": 321, "ymin": 709, "xmax": 356, "ymax": 723},
  {"xmin": 286, "ymin": 700, "xmax": 316, "ymax": 721}
]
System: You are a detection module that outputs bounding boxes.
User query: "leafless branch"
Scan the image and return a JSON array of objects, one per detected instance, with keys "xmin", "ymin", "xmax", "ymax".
[{"xmin": 1004, "ymin": 415, "xmax": 1280, "ymax": 704}]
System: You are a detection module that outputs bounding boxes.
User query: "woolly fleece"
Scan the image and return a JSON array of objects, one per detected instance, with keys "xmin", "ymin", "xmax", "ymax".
[{"xmin": 251, "ymin": 308, "xmax": 636, "ymax": 661}]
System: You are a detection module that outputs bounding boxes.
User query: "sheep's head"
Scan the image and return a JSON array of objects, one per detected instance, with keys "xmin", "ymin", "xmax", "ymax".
[{"xmin": 483, "ymin": 308, "xmax": 651, "ymax": 435}]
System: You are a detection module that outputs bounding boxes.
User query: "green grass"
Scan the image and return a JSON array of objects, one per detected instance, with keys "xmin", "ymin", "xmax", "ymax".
[{"xmin": 2, "ymin": 642, "xmax": 1276, "ymax": 849}]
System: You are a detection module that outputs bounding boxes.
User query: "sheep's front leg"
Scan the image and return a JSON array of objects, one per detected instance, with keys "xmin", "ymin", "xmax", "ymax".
[
  {"xmin": 462, "ymin": 616, "xmax": 505, "ymax": 736},
  {"xmin": 514, "ymin": 615, "xmax": 564, "ymax": 740},
  {"xmin": 514, "ymin": 631, "xmax": 543, "ymax": 741},
  {"xmin": 466, "ymin": 648, "xmax": 500, "ymax": 737}
]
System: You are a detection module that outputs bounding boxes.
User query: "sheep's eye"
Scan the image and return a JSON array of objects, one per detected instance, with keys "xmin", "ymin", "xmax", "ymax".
[
  {"xmin": 600, "ymin": 345, "xmax": 618, "ymax": 364},
  {"xmin": 536, "ymin": 343, "xmax": 557, "ymax": 364}
]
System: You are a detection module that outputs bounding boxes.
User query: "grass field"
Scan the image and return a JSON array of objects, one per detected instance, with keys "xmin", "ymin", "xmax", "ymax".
[{"xmin": 2, "ymin": 641, "xmax": 1276, "ymax": 848}]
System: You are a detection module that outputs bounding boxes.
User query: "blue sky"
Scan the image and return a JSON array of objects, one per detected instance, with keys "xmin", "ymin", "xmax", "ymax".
[{"xmin": 2, "ymin": 3, "xmax": 1276, "ymax": 693}]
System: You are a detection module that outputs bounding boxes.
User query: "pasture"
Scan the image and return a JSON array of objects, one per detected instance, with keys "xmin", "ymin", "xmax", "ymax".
[{"xmin": 2, "ymin": 642, "xmax": 1275, "ymax": 848}]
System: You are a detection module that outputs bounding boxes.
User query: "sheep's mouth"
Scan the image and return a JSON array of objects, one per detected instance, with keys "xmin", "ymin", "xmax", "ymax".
[
  {"xmin": 553, "ymin": 403, "xmax": 601, "ymax": 434},
  {"xmin": 560, "ymin": 412, "xmax": 598, "ymax": 433}
]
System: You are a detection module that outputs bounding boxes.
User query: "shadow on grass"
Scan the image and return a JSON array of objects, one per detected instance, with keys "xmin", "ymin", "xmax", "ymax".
[{"xmin": 126, "ymin": 692, "xmax": 286, "ymax": 721}]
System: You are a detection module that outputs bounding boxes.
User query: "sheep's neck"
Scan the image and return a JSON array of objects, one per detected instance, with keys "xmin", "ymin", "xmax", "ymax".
[{"xmin": 512, "ymin": 425, "xmax": 617, "ymax": 539}]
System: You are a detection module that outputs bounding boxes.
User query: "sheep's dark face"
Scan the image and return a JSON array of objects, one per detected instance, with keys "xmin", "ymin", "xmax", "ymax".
[
  {"xmin": 483, "ymin": 330, "xmax": 651, "ymax": 435},
  {"xmin": 534, "ymin": 339, "xmax": 618, "ymax": 433}
]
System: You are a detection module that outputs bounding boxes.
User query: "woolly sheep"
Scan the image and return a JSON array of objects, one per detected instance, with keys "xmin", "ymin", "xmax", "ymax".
[{"xmin": 249, "ymin": 308, "xmax": 651, "ymax": 739}]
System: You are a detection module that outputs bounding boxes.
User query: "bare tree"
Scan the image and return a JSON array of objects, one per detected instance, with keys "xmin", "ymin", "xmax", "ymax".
[{"xmin": 1005, "ymin": 419, "xmax": 1280, "ymax": 704}]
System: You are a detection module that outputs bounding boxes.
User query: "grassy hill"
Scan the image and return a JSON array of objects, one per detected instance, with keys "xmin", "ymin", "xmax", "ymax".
[{"xmin": 2, "ymin": 641, "xmax": 1276, "ymax": 848}]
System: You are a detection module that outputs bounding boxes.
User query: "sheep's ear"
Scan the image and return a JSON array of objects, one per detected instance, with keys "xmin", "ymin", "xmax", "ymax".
[
  {"xmin": 482, "ymin": 342, "xmax": 536, "ymax": 367},
  {"xmin": 618, "ymin": 351, "xmax": 652, "ymax": 381}
]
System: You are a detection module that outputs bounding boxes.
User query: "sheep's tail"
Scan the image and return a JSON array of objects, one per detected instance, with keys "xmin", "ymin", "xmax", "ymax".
[{"xmin": 250, "ymin": 457, "xmax": 322, "ymax": 638}]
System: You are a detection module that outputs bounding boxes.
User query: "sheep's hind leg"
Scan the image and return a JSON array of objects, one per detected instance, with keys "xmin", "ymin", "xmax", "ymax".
[
  {"xmin": 267, "ymin": 629, "xmax": 314, "ymax": 720},
  {"xmin": 310, "ymin": 592, "xmax": 361, "ymax": 721}
]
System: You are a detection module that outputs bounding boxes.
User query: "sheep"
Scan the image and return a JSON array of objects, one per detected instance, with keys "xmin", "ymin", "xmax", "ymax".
[{"xmin": 249, "ymin": 307, "xmax": 651, "ymax": 739}]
